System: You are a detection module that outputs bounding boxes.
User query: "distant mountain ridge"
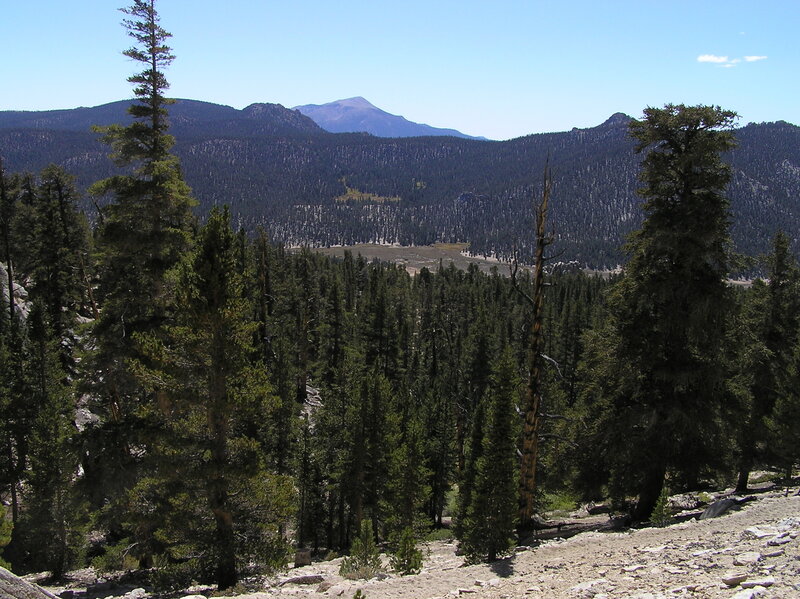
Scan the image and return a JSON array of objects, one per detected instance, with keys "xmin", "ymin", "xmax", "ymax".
[
  {"xmin": 294, "ymin": 97, "xmax": 485, "ymax": 139},
  {"xmin": 0, "ymin": 99, "xmax": 325, "ymax": 138},
  {"xmin": 1, "ymin": 99, "xmax": 798, "ymax": 269}
]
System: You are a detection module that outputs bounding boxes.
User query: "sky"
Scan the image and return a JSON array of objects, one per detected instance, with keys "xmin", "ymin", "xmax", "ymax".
[{"xmin": 1, "ymin": 0, "xmax": 797, "ymax": 140}]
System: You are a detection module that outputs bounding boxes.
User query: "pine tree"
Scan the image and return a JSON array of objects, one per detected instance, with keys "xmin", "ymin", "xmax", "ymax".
[
  {"xmin": 383, "ymin": 398, "xmax": 430, "ymax": 543},
  {"xmin": 137, "ymin": 208, "xmax": 292, "ymax": 589},
  {"xmin": 18, "ymin": 302, "xmax": 85, "ymax": 578},
  {"xmin": 91, "ymin": 0, "xmax": 194, "ymax": 286},
  {"xmin": 339, "ymin": 519, "xmax": 382, "ymax": 579},
  {"xmin": 515, "ymin": 166, "xmax": 553, "ymax": 532},
  {"xmin": 132, "ymin": 207, "xmax": 293, "ymax": 588},
  {"xmin": 459, "ymin": 348, "xmax": 519, "ymax": 562},
  {"xmin": 767, "ymin": 340, "xmax": 800, "ymax": 485},
  {"xmin": 251, "ymin": 235, "xmax": 300, "ymax": 477},
  {"xmin": 733, "ymin": 232, "xmax": 800, "ymax": 492},
  {"xmin": 649, "ymin": 483, "xmax": 671, "ymax": 527},
  {"xmin": 389, "ymin": 526, "xmax": 423, "ymax": 575},
  {"xmin": 313, "ymin": 350, "xmax": 361, "ymax": 550},
  {"xmin": 89, "ymin": 0, "xmax": 195, "ymax": 345},
  {"xmin": 413, "ymin": 268, "xmax": 454, "ymax": 528},
  {"xmin": 344, "ymin": 371, "xmax": 392, "ymax": 536},
  {"xmin": 13, "ymin": 166, "xmax": 91, "ymax": 353},
  {"xmin": 0, "ymin": 299, "xmax": 34, "ymax": 554},
  {"xmin": 602, "ymin": 105, "xmax": 737, "ymax": 520},
  {"xmin": 0, "ymin": 309, "xmax": 22, "ymax": 539},
  {"xmin": 83, "ymin": 0, "xmax": 195, "ymax": 529},
  {"xmin": 454, "ymin": 399, "xmax": 484, "ymax": 542},
  {"xmin": 0, "ymin": 160, "xmax": 17, "ymax": 321},
  {"xmin": 743, "ymin": 232, "xmax": 800, "ymax": 486}
]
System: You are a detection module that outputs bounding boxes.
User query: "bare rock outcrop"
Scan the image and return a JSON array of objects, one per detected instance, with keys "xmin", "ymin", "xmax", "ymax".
[{"xmin": 0, "ymin": 567, "xmax": 59, "ymax": 599}]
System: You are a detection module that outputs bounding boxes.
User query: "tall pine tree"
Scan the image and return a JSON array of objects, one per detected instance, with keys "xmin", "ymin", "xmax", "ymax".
[
  {"xmin": 734, "ymin": 232, "xmax": 800, "ymax": 490},
  {"xmin": 132, "ymin": 207, "xmax": 293, "ymax": 588},
  {"xmin": 17, "ymin": 302, "xmax": 85, "ymax": 578},
  {"xmin": 458, "ymin": 347, "xmax": 519, "ymax": 562},
  {"xmin": 83, "ymin": 0, "xmax": 195, "ymax": 525},
  {"xmin": 600, "ymin": 105, "xmax": 736, "ymax": 520}
]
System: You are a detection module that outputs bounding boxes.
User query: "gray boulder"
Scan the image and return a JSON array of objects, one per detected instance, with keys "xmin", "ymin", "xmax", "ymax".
[
  {"xmin": 293, "ymin": 548, "xmax": 312, "ymax": 568},
  {"xmin": 699, "ymin": 498, "xmax": 739, "ymax": 520},
  {"xmin": 0, "ymin": 566, "xmax": 60, "ymax": 599}
]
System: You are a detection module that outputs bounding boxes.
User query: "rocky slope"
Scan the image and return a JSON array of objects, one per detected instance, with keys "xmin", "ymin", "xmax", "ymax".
[{"xmin": 33, "ymin": 486, "xmax": 800, "ymax": 599}]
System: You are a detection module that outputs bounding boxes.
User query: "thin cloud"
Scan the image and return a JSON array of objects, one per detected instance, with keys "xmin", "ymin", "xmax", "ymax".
[
  {"xmin": 698, "ymin": 54, "xmax": 729, "ymax": 63},
  {"xmin": 697, "ymin": 54, "xmax": 767, "ymax": 68}
]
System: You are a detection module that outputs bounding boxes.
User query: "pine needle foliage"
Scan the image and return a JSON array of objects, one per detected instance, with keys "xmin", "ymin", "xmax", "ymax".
[
  {"xmin": 0, "ymin": 508, "xmax": 11, "ymax": 569},
  {"xmin": 131, "ymin": 206, "xmax": 293, "ymax": 589},
  {"xmin": 18, "ymin": 303, "xmax": 87, "ymax": 577}
]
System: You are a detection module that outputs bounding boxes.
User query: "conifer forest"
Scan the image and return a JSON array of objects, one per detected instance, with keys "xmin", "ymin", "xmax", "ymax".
[{"xmin": 1, "ymin": 0, "xmax": 799, "ymax": 592}]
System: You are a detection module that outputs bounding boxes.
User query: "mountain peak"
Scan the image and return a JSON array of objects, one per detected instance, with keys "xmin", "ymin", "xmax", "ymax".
[
  {"xmin": 599, "ymin": 112, "xmax": 633, "ymax": 128},
  {"xmin": 335, "ymin": 97, "xmax": 377, "ymax": 109},
  {"xmin": 293, "ymin": 97, "xmax": 483, "ymax": 139}
]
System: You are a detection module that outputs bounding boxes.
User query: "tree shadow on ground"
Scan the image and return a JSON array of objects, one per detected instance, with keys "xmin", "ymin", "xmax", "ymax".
[{"xmin": 489, "ymin": 554, "xmax": 515, "ymax": 577}]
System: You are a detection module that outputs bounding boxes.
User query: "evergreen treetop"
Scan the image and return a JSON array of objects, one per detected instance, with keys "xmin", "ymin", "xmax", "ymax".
[{"xmin": 91, "ymin": 0, "xmax": 195, "ymax": 296}]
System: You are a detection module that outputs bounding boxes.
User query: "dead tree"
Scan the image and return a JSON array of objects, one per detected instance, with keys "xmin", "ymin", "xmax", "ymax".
[{"xmin": 511, "ymin": 165, "xmax": 554, "ymax": 533}]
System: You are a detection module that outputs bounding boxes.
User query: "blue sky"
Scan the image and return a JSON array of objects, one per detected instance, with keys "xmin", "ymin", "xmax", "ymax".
[{"xmin": 2, "ymin": 0, "xmax": 797, "ymax": 140}]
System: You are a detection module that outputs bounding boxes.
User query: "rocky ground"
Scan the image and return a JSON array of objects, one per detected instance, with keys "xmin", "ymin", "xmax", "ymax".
[{"xmin": 34, "ymin": 486, "xmax": 800, "ymax": 599}]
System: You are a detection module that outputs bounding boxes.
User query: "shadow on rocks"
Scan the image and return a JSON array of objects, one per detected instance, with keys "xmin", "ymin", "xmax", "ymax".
[{"xmin": 489, "ymin": 555, "xmax": 515, "ymax": 578}]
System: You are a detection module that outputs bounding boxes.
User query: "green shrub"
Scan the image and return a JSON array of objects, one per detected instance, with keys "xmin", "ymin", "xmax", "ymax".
[
  {"xmin": 443, "ymin": 488, "xmax": 458, "ymax": 517},
  {"xmin": 649, "ymin": 486, "xmax": 671, "ymax": 527},
  {"xmin": 389, "ymin": 527, "xmax": 423, "ymax": 575},
  {"xmin": 339, "ymin": 521, "xmax": 382, "ymax": 580},
  {"xmin": 0, "ymin": 508, "xmax": 12, "ymax": 569},
  {"xmin": 423, "ymin": 527, "xmax": 454, "ymax": 542},
  {"xmin": 543, "ymin": 491, "xmax": 578, "ymax": 513},
  {"xmin": 697, "ymin": 491, "xmax": 713, "ymax": 505},
  {"xmin": 148, "ymin": 560, "xmax": 200, "ymax": 592},
  {"xmin": 91, "ymin": 538, "xmax": 139, "ymax": 572}
]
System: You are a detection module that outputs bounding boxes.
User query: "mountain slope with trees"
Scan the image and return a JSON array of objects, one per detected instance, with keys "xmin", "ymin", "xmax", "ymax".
[
  {"xmin": 1, "ymin": 0, "xmax": 800, "ymax": 589},
  {"xmin": 1, "ymin": 103, "xmax": 798, "ymax": 268}
]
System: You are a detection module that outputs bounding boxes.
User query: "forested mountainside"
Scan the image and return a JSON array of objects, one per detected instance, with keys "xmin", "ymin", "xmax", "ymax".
[
  {"xmin": 3, "ymin": 0, "xmax": 800, "ymax": 590},
  {"xmin": 1, "ymin": 102, "xmax": 798, "ymax": 268},
  {"xmin": 0, "ymin": 99, "xmax": 325, "ymax": 137}
]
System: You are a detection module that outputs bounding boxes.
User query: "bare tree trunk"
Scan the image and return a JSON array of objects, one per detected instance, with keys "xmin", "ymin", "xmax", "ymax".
[
  {"xmin": 735, "ymin": 461, "xmax": 752, "ymax": 495},
  {"xmin": 515, "ymin": 167, "xmax": 552, "ymax": 532},
  {"xmin": 633, "ymin": 461, "xmax": 667, "ymax": 522}
]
